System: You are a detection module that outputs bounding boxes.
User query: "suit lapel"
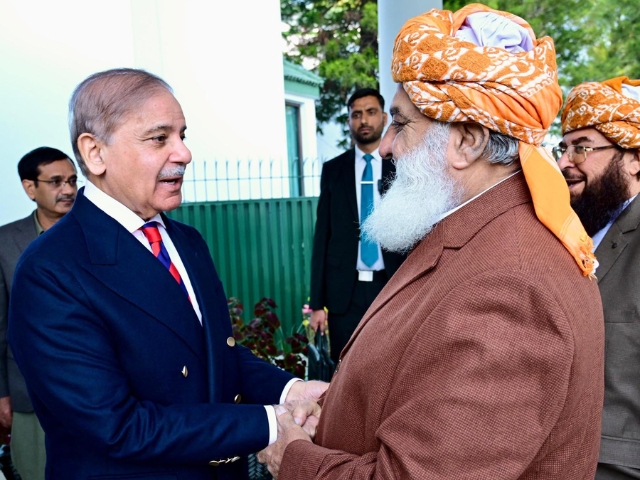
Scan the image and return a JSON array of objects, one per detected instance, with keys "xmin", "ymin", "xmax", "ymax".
[
  {"xmin": 341, "ymin": 225, "xmax": 444, "ymax": 357},
  {"xmin": 13, "ymin": 214, "xmax": 37, "ymax": 254},
  {"xmin": 340, "ymin": 172, "xmax": 532, "ymax": 359},
  {"xmin": 594, "ymin": 224, "xmax": 626, "ymax": 283},
  {"xmin": 595, "ymin": 195, "xmax": 640, "ymax": 283},
  {"xmin": 162, "ymin": 217, "xmax": 228, "ymax": 398},
  {"xmin": 343, "ymin": 150, "xmax": 359, "ymax": 224},
  {"xmin": 73, "ymin": 193, "xmax": 206, "ymax": 365}
]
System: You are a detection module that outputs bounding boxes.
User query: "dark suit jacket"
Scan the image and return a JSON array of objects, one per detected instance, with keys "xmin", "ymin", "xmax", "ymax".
[
  {"xmin": 0, "ymin": 212, "xmax": 37, "ymax": 412},
  {"xmin": 7, "ymin": 191, "xmax": 294, "ymax": 480},
  {"xmin": 281, "ymin": 173, "xmax": 605, "ymax": 479},
  {"xmin": 594, "ymin": 194, "xmax": 640, "ymax": 469},
  {"xmin": 310, "ymin": 149, "xmax": 405, "ymax": 314}
]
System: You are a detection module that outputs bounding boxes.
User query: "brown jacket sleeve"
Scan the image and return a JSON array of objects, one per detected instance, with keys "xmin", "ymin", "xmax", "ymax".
[{"xmin": 280, "ymin": 270, "xmax": 576, "ymax": 479}]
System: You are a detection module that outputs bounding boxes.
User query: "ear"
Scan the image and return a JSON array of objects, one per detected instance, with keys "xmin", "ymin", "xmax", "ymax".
[
  {"xmin": 626, "ymin": 149, "xmax": 640, "ymax": 177},
  {"xmin": 21, "ymin": 179, "xmax": 36, "ymax": 201},
  {"xmin": 447, "ymin": 123, "xmax": 490, "ymax": 171},
  {"xmin": 77, "ymin": 133, "xmax": 106, "ymax": 176}
]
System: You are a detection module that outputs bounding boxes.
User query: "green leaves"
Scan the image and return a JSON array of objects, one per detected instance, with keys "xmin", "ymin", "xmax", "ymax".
[
  {"xmin": 229, "ymin": 297, "xmax": 309, "ymax": 379},
  {"xmin": 282, "ymin": 0, "xmax": 379, "ymax": 144}
]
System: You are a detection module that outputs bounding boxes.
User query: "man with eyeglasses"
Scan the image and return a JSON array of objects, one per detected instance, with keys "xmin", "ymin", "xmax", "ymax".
[
  {"xmin": 0, "ymin": 146, "xmax": 77, "ymax": 480},
  {"xmin": 559, "ymin": 76, "xmax": 640, "ymax": 480}
]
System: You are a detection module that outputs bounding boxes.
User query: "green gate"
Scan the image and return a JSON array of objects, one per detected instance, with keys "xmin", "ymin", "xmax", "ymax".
[{"xmin": 167, "ymin": 197, "xmax": 319, "ymax": 333}]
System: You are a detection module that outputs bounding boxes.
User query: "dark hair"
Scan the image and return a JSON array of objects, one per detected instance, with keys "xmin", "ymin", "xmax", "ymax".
[
  {"xmin": 18, "ymin": 147, "xmax": 75, "ymax": 182},
  {"xmin": 347, "ymin": 88, "xmax": 385, "ymax": 111}
]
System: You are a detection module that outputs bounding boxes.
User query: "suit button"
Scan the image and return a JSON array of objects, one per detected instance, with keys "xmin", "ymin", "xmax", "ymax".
[
  {"xmin": 209, "ymin": 460, "xmax": 220, "ymax": 467},
  {"xmin": 234, "ymin": 394, "xmax": 242, "ymax": 404},
  {"xmin": 227, "ymin": 337, "xmax": 236, "ymax": 347},
  {"xmin": 181, "ymin": 366, "xmax": 188, "ymax": 378}
]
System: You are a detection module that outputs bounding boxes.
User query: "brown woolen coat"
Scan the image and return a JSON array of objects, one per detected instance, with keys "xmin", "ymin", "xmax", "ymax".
[{"xmin": 280, "ymin": 173, "xmax": 605, "ymax": 479}]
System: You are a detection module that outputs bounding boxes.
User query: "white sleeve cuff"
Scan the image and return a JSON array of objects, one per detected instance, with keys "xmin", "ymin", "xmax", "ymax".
[
  {"xmin": 264, "ymin": 405, "xmax": 278, "ymax": 446},
  {"xmin": 265, "ymin": 379, "xmax": 304, "ymax": 446},
  {"xmin": 280, "ymin": 378, "xmax": 303, "ymax": 404}
]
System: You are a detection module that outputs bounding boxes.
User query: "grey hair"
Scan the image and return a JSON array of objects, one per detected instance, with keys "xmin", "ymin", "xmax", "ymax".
[
  {"xmin": 68, "ymin": 68, "xmax": 173, "ymax": 176},
  {"xmin": 482, "ymin": 130, "xmax": 520, "ymax": 166}
]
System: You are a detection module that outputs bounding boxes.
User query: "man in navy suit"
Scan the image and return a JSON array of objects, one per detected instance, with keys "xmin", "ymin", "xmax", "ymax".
[{"xmin": 8, "ymin": 68, "xmax": 326, "ymax": 480}]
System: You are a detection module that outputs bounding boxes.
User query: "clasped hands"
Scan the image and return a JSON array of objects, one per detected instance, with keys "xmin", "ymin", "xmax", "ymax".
[{"xmin": 257, "ymin": 380, "xmax": 328, "ymax": 478}]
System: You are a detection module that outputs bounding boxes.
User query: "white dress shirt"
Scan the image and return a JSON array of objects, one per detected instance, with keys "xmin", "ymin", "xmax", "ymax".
[
  {"xmin": 355, "ymin": 145, "xmax": 386, "ymax": 271},
  {"xmin": 591, "ymin": 195, "xmax": 638, "ymax": 250},
  {"xmin": 434, "ymin": 171, "xmax": 522, "ymax": 224},
  {"xmin": 82, "ymin": 181, "xmax": 298, "ymax": 445}
]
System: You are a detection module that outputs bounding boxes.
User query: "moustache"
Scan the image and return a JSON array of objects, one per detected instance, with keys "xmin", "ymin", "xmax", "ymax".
[
  {"xmin": 56, "ymin": 195, "xmax": 75, "ymax": 203},
  {"xmin": 562, "ymin": 171, "xmax": 585, "ymax": 182},
  {"xmin": 158, "ymin": 165, "xmax": 186, "ymax": 180}
]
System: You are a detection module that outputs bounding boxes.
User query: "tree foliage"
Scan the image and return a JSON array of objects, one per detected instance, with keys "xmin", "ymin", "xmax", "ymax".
[
  {"xmin": 281, "ymin": 0, "xmax": 379, "ymax": 141},
  {"xmin": 282, "ymin": 0, "xmax": 640, "ymax": 142}
]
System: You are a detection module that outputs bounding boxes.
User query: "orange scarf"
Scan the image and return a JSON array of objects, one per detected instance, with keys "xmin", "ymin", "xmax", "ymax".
[
  {"xmin": 562, "ymin": 76, "xmax": 640, "ymax": 148},
  {"xmin": 392, "ymin": 4, "xmax": 596, "ymax": 277}
]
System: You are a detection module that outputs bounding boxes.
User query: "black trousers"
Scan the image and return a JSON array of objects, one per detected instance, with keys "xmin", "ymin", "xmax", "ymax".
[
  {"xmin": 596, "ymin": 463, "xmax": 640, "ymax": 479},
  {"xmin": 327, "ymin": 272, "xmax": 387, "ymax": 365}
]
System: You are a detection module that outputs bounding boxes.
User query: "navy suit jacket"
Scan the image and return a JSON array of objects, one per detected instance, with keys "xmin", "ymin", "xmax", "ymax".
[{"xmin": 8, "ymin": 190, "xmax": 294, "ymax": 480}]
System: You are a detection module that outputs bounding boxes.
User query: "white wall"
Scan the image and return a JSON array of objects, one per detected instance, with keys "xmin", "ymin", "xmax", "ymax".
[
  {"xmin": 317, "ymin": 120, "xmax": 345, "ymax": 162},
  {"xmin": 378, "ymin": 0, "xmax": 442, "ymax": 114},
  {"xmin": 0, "ymin": 0, "xmax": 288, "ymax": 224}
]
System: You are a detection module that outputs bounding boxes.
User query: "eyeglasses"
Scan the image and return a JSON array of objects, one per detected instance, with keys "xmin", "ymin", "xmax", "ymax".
[
  {"xmin": 36, "ymin": 177, "xmax": 79, "ymax": 189},
  {"xmin": 551, "ymin": 144, "xmax": 618, "ymax": 164}
]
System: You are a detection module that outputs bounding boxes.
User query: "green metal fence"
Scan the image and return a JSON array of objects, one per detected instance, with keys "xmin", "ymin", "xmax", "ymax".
[{"xmin": 167, "ymin": 196, "xmax": 319, "ymax": 334}]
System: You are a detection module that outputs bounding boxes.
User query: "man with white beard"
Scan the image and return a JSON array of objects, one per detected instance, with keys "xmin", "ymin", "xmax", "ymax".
[
  {"xmin": 363, "ymin": 121, "xmax": 459, "ymax": 251},
  {"xmin": 258, "ymin": 5, "xmax": 605, "ymax": 479}
]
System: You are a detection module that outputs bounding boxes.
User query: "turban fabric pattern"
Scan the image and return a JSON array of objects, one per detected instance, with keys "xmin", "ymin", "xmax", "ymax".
[
  {"xmin": 562, "ymin": 76, "xmax": 640, "ymax": 149},
  {"xmin": 392, "ymin": 3, "xmax": 597, "ymax": 277}
]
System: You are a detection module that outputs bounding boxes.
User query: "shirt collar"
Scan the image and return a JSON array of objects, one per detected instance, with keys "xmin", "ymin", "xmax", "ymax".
[
  {"xmin": 591, "ymin": 193, "xmax": 638, "ymax": 250},
  {"xmin": 355, "ymin": 145, "xmax": 381, "ymax": 163},
  {"xmin": 435, "ymin": 170, "xmax": 522, "ymax": 224},
  {"xmin": 83, "ymin": 180, "xmax": 165, "ymax": 234},
  {"xmin": 32, "ymin": 210, "xmax": 45, "ymax": 236}
]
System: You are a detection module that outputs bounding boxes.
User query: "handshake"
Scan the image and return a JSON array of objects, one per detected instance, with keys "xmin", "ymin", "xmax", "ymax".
[{"xmin": 257, "ymin": 380, "xmax": 328, "ymax": 478}]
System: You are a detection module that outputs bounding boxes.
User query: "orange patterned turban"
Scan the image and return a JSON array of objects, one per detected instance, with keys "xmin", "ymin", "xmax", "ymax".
[
  {"xmin": 562, "ymin": 76, "xmax": 640, "ymax": 149},
  {"xmin": 391, "ymin": 3, "xmax": 597, "ymax": 277}
]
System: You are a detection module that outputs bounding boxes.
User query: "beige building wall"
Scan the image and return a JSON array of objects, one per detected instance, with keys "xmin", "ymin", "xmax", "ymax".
[{"xmin": 0, "ymin": 0, "xmax": 288, "ymax": 223}]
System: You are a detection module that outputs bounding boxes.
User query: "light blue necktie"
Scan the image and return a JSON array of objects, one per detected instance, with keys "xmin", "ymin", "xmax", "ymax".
[{"xmin": 360, "ymin": 154, "xmax": 379, "ymax": 267}]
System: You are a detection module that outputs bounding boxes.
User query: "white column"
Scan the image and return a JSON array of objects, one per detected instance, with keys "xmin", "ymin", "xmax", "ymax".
[{"xmin": 378, "ymin": 0, "xmax": 442, "ymax": 112}]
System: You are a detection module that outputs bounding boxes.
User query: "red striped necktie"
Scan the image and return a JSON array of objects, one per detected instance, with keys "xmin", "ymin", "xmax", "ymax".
[{"xmin": 140, "ymin": 222, "xmax": 190, "ymax": 299}]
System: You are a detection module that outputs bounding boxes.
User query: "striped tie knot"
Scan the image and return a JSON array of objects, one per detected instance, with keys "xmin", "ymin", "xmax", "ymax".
[
  {"xmin": 141, "ymin": 222, "xmax": 162, "ymax": 243},
  {"xmin": 139, "ymin": 222, "xmax": 190, "ymax": 299}
]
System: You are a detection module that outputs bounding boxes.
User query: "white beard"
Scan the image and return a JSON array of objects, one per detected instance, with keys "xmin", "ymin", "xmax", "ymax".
[{"xmin": 361, "ymin": 122, "xmax": 462, "ymax": 253}]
